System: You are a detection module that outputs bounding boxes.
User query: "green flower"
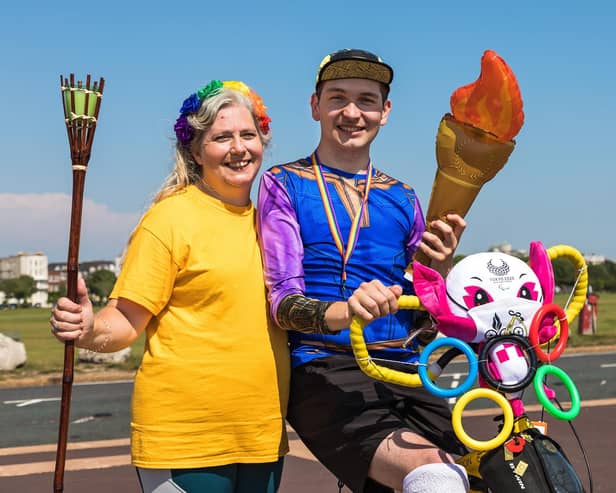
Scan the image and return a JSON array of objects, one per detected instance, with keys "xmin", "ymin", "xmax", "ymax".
[{"xmin": 197, "ymin": 80, "xmax": 223, "ymax": 101}]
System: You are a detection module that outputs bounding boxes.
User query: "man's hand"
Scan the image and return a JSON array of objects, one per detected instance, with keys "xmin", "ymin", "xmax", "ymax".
[
  {"xmin": 347, "ymin": 280, "xmax": 403, "ymax": 322},
  {"xmin": 417, "ymin": 213, "xmax": 466, "ymax": 277}
]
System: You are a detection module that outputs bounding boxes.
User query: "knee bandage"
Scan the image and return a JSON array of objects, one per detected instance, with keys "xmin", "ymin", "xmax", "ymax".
[{"xmin": 402, "ymin": 463, "xmax": 469, "ymax": 493}]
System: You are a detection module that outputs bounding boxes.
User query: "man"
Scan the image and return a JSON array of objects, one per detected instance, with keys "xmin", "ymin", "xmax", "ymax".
[{"xmin": 257, "ymin": 49, "xmax": 469, "ymax": 493}]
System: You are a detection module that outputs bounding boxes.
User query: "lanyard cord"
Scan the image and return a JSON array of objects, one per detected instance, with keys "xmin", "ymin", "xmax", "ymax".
[{"xmin": 311, "ymin": 152, "xmax": 373, "ymax": 285}]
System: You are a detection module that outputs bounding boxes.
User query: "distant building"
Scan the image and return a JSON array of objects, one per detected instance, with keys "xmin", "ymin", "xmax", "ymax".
[
  {"xmin": 1, "ymin": 252, "xmax": 121, "ymax": 306},
  {"xmin": 584, "ymin": 254, "xmax": 607, "ymax": 265},
  {"xmin": 487, "ymin": 245, "xmax": 609, "ymax": 266},
  {"xmin": 48, "ymin": 258, "xmax": 121, "ymax": 294},
  {"xmin": 0, "ymin": 252, "xmax": 48, "ymax": 306},
  {"xmin": 47, "ymin": 262, "xmax": 69, "ymax": 294},
  {"xmin": 487, "ymin": 242, "xmax": 528, "ymax": 258},
  {"xmin": 488, "ymin": 242, "xmax": 513, "ymax": 254},
  {"xmin": 81, "ymin": 260, "xmax": 120, "ymax": 276}
]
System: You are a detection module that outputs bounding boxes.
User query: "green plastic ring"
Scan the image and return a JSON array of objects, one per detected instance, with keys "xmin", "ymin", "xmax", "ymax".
[{"xmin": 534, "ymin": 365, "xmax": 581, "ymax": 420}]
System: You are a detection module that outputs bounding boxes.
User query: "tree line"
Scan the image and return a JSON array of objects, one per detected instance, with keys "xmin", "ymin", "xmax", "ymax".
[
  {"xmin": 0, "ymin": 269, "xmax": 117, "ymax": 307},
  {"xmin": 2, "ymin": 258, "xmax": 616, "ymax": 308},
  {"xmin": 552, "ymin": 258, "xmax": 616, "ymax": 292}
]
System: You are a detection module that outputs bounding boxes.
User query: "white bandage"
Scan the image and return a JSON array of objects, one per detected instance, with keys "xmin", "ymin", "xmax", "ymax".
[{"xmin": 402, "ymin": 463, "xmax": 469, "ymax": 493}]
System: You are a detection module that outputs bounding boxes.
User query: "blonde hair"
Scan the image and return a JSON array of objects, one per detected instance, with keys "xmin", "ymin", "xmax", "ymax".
[{"xmin": 153, "ymin": 88, "xmax": 271, "ymax": 203}]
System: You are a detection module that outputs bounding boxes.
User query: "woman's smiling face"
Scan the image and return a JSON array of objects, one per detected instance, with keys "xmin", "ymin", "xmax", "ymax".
[{"xmin": 193, "ymin": 104, "xmax": 263, "ymax": 206}]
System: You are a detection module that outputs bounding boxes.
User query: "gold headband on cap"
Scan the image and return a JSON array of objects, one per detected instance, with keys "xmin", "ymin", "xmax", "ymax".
[{"xmin": 316, "ymin": 49, "xmax": 394, "ymax": 87}]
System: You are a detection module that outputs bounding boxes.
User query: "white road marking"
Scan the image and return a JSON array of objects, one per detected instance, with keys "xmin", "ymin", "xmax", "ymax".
[
  {"xmin": 3, "ymin": 397, "xmax": 60, "ymax": 407},
  {"xmin": 448, "ymin": 373, "xmax": 461, "ymax": 405}
]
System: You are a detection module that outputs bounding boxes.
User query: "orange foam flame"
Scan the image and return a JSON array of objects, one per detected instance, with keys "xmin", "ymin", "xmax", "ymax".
[{"xmin": 450, "ymin": 50, "xmax": 524, "ymax": 141}]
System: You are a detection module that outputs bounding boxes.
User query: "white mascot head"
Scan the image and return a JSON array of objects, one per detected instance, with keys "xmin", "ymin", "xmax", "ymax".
[
  {"xmin": 412, "ymin": 242, "xmax": 555, "ymax": 344},
  {"xmin": 445, "ymin": 252, "xmax": 543, "ymax": 342}
]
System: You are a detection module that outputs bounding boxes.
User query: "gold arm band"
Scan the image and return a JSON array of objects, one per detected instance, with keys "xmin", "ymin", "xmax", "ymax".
[{"xmin": 276, "ymin": 294, "xmax": 335, "ymax": 334}]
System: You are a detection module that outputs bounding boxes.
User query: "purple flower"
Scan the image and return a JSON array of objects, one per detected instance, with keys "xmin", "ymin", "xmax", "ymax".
[
  {"xmin": 179, "ymin": 93, "xmax": 200, "ymax": 116},
  {"xmin": 174, "ymin": 115, "xmax": 193, "ymax": 145}
]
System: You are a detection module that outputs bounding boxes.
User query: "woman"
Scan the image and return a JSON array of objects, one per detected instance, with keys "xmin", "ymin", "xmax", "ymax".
[{"xmin": 50, "ymin": 80, "xmax": 290, "ymax": 493}]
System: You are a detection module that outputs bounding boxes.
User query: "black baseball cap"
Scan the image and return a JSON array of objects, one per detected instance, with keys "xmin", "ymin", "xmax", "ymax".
[{"xmin": 316, "ymin": 49, "xmax": 394, "ymax": 88}]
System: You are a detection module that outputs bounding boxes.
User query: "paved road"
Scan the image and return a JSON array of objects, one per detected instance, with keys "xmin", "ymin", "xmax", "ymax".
[
  {"xmin": 1, "ymin": 350, "xmax": 614, "ymax": 491},
  {"xmin": 2, "ymin": 408, "xmax": 613, "ymax": 492}
]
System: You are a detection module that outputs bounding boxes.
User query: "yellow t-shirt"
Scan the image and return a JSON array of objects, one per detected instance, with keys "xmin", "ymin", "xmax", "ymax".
[{"xmin": 110, "ymin": 185, "xmax": 290, "ymax": 469}]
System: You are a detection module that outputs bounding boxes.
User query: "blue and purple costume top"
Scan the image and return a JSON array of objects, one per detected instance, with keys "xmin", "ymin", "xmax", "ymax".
[{"xmin": 257, "ymin": 157, "xmax": 426, "ymax": 369}]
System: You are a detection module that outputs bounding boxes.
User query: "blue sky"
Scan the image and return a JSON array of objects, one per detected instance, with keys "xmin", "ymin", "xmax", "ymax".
[{"xmin": 1, "ymin": 1, "xmax": 614, "ymax": 262}]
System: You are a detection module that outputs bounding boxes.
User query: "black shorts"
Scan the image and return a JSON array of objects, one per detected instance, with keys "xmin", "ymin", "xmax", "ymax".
[{"xmin": 287, "ymin": 354, "xmax": 466, "ymax": 493}]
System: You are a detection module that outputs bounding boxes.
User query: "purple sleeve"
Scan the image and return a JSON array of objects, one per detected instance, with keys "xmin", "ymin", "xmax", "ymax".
[
  {"xmin": 257, "ymin": 171, "xmax": 306, "ymax": 324},
  {"xmin": 405, "ymin": 194, "xmax": 426, "ymax": 263}
]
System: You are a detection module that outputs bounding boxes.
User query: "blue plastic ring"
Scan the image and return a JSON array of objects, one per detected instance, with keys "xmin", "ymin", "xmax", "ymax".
[{"xmin": 418, "ymin": 337, "xmax": 478, "ymax": 398}]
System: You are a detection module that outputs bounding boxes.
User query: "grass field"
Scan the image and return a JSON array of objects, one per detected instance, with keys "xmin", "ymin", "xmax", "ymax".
[
  {"xmin": 1, "ymin": 292, "xmax": 615, "ymax": 384},
  {"xmin": 0, "ymin": 307, "xmax": 146, "ymax": 383}
]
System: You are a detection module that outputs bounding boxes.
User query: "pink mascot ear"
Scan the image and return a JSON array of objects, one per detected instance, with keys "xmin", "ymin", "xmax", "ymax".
[
  {"xmin": 412, "ymin": 260, "xmax": 479, "ymax": 342},
  {"xmin": 412, "ymin": 260, "xmax": 451, "ymax": 318},
  {"xmin": 529, "ymin": 241, "xmax": 554, "ymax": 304}
]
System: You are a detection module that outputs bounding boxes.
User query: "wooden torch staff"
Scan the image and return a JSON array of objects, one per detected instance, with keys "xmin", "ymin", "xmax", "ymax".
[{"xmin": 55, "ymin": 73, "xmax": 105, "ymax": 493}]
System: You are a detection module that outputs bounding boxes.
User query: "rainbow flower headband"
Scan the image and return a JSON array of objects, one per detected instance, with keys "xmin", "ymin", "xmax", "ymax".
[{"xmin": 174, "ymin": 80, "xmax": 272, "ymax": 146}]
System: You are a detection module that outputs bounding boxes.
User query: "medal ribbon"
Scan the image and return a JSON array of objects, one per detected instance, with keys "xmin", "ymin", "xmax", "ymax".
[{"xmin": 311, "ymin": 152, "xmax": 373, "ymax": 283}]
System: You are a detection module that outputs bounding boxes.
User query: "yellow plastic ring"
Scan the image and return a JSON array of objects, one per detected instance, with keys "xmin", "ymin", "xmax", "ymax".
[
  {"xmin": 451, "ymin": 388, "xmax": 514, "ymax": 451},
  {"xmin": 547, "ymin": 245, "xmax": 587, "ymax": 324},
  {"xmin": 349, "ymin": 295, "xmax": 426, "ymax": 388}
]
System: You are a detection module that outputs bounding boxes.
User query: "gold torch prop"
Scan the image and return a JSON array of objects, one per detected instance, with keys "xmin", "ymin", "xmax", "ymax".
[
  {"xmin": 410, "ymin": 50, "xmax": 524, "ymax": 271},
  {"xmin": 55, "ymin": 74, "xmax": 105, "ymax": 493}
]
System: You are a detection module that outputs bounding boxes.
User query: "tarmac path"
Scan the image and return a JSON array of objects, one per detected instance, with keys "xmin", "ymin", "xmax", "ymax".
[{"xmin": 1, "ymin": 350, "xmax": 614, "ymax": 491}]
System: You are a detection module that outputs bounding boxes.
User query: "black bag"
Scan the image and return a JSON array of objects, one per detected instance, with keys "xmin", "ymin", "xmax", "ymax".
[{"xmin": 478, "ymin": 427, "xmax": 584, "ymax": 492}]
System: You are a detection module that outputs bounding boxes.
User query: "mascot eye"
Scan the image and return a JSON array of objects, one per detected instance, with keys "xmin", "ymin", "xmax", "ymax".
[
  {"xmin": 463, "ymin": 286, "xmax": 494, "ymax": 308},
  {"xmin": 485, "ymin": 329, "xmax": 498, "ymax": 339},
  {"xmin": 518, "ymin": 282, "xmax": 539, "ymax": 301}
]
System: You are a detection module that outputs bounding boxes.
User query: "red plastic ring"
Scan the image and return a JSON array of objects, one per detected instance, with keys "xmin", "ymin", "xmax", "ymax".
[{"xmin": 529, "ymin": 303, "xmax": 568, "ymax": 363}]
